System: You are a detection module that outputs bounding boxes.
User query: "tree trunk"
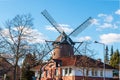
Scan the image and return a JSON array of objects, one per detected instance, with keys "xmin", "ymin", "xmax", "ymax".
[
  {"xmin": 14, "ymin": 65, "xmax": 17, "ymax": 80},
  {"xmin": 39, "ymin": 67, "xmax": 42, "ymax": 80},
  {"xmin": 14, "ymin": 58, "xmax": 19, "ymax": 80}
]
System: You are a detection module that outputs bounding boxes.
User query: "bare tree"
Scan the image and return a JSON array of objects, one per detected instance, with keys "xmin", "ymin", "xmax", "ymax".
[
  {"xmin": 31, "ymin": 43, "xmax": 51, "ymax": 80},
  {"xmin": 76, "ymin": 41, "xmax": 97, "ymax": 80},
  {"xmin": 0, "ymin": 14, "xmax": 33, "ymax": 80}
]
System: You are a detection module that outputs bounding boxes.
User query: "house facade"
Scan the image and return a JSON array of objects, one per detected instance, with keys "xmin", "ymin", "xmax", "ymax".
[
  {"xmin": 0, "ymin": 55, "xmax": 20, "ymax": 80},
  {"xmin": 40, "ymin": 56, "xmax": 114, "ymax": 80},
  {"xmin": 32, "ymin": 56, "xmax": 115, "ymax": 80}
]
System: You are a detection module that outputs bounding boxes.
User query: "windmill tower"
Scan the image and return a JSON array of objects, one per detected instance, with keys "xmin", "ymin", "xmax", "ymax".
[
  {"xmin": 41, "ymin": 10, "xmax": 92, "ymax": 59},
  {"xmin": 52, "ymin": 32, "xmax": 75, "ymax": 59}
]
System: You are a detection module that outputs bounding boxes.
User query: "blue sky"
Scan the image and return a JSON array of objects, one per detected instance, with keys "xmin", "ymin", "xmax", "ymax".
[{"xmin": 0, "ymin": 0, "xmax": 120, "ymax": 60}]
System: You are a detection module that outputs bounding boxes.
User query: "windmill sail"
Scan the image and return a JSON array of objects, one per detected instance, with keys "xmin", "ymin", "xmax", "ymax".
[
  {"xmin": 69, "ymin": 17, "xmax": 92, "ymax": 37},
  {"xmin": 41, "ymin": 10, "xmax": 64, "ymax": 34}
]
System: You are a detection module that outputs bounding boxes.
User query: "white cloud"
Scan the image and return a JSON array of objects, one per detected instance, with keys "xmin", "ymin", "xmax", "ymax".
[
  {"xmin": 78, "ymin": 36, "xmax": 92, "ymax": 42},
  {"xmin": 98, "ymin": 14, "xmax": 107, "ymax": 17},
  {"xmin": 0, "ymin": 28, "xmax": 47, "ymax": 43},
  {"xmin": 95, "ymin": 12, "xmax": 119, "ymax": 31},
  {"xmin": 45, "ymin": 25, "xmax": 56, "ymax": 31},
  {"xmin": 113, "ymin": 23, "xmax": 118, "ymax": 29},
  {"xmin": 0, "ymin": 29, "xmax": 9, "ymax": 36},
  {"xmin": 0, "ymin": 53, "xmax": 13, "ymax": 59},
  {"xmin": 91, "ymin": 18, "xmax": 100, "ymax": 25},
  {"xmin": 100, "ymin": 23, "xmax": 112, "ymax": 28},
  {"xmin": 45, "ymin": 24, "xmax": 73, "ymax": 33},
  {"xmin": 59, "ymin": 24, "xmax": 73, "ymax": 33},
  {"xmin": 98, "ymin": 13, "xmax": 113, "ymax": 23},
  {"xmin": 104, "ymin": 15, "xmax": 113, "ymax": 23},
  {"xmin": 115, "ymin": 9, "xmax": 120, "ymax": 15},
  {"xmin": 26, "ymin": 29, "xmax": 47, "ymax": 43},
  {"xmin": 96, "ymin": 23, "xmax": 117, "ymax": 31},
  {"xmin": 100, "ymin": 33, "xmax": 120, "ymax": 44}
]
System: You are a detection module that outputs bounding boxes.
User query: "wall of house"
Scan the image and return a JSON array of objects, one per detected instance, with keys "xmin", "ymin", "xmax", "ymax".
[
  {"xmin": 61, "ymin": 67, "xmax": 113, "ymax": 78},
  {"xmin": 74, "ymin": 76, "xmax": 114, "ymax": 80},
  {"xmin": 62, "ymin": 67, "xmax": 74, "ymax": 76},
  {"xmin": 73, "ymin": 67, "xmax": 113, "ymax": 78},
  {"xmin": 40, "ymin": 66, "xmax": 114, "ymax": 80},
  {"xmin": 60, "ymin": 67, "xmax": 114, "ymax": 80},
  {"xmin": 105, "ymin": 69, "xmax": 113, "ymax": 78},
  {"xmin": 0, "ymin": 57, "xmax": 20, "ymax": 80}
]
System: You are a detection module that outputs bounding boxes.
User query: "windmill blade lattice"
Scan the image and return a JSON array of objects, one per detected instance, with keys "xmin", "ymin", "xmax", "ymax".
[
  {"xmin": 41, "ymin": 10, "xmax": 64, "ymax": 34},
  {"xmin": 69, "ymin": 17, "xmax": 92, "ymax": 37}
]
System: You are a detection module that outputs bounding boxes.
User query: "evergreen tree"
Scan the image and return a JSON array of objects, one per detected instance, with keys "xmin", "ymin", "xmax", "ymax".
[
  {"xmin": 109, "ymin": 49, "xmax": 120, "ymax": 69},
  {"xmin": 110, "ymin": 45, "xmax": 114, "ymax": 56},
  {"xmin": 105, "ymin": 45, "xmax": 109, "ymax": 64},
  {"xmin": 21, "ymin": 53, "xmax": 37, "ymax": 80}
]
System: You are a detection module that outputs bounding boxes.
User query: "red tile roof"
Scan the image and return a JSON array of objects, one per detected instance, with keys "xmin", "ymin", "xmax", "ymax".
[
  {"xmin": 58, "ymin": 55, "xmax": 115, "ymax": 69},
  {"xmin": 31, "ymin": 55, "xmax": 115, "ymax": 71}
]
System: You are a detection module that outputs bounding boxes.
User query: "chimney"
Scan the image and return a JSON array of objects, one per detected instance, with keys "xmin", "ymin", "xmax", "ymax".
[{"xmin": 97, "ymin": 58, "xmax": 101, "ymax": 62}]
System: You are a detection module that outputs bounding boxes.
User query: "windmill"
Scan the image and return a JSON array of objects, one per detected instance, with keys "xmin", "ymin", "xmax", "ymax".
[{"xmin": 41, "ymin": 9, "xmax": 92, "ymax": 59}]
